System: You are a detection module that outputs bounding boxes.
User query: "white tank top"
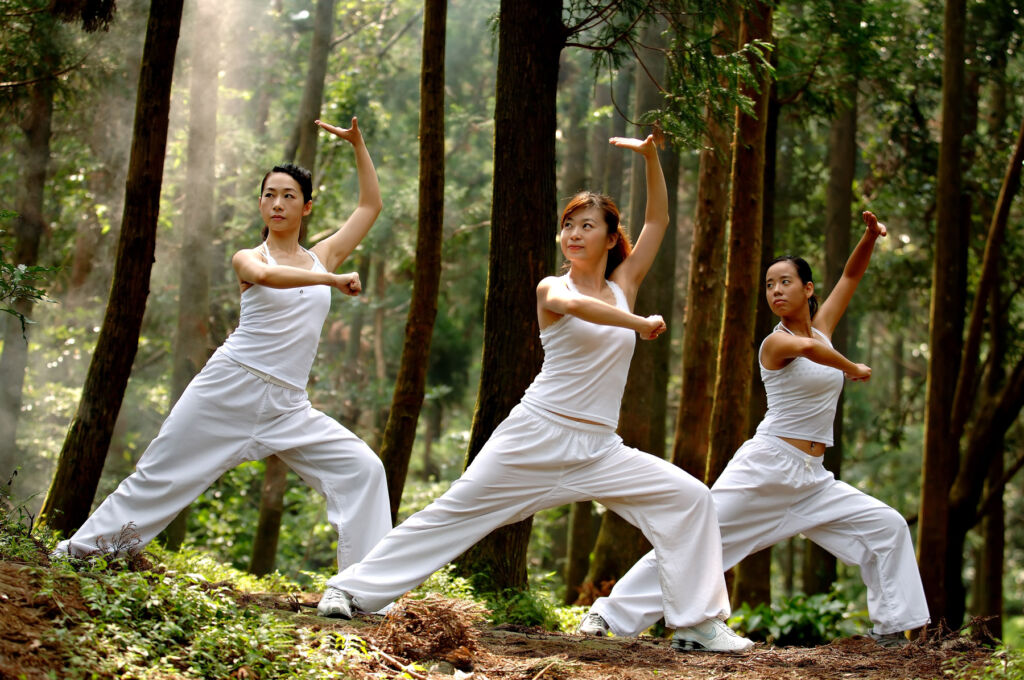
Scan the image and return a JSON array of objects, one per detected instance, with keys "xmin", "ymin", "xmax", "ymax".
[
  {"xmin": 219, "ymin": 245, "xmax": 331, "ymax": 390},
  {"xmin": 521, "ymin": 275, "xmax": 635, "ymax": 428},
  {"xmin": 754, "ymin": 323, "xmax": 845, "ymax": 446}
]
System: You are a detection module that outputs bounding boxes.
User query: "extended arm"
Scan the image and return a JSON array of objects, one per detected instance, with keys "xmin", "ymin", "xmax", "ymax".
[
  {"xmin": 310, "ymin": 117, "xmax": 383, "ymax": 272},
  {"xmin": 814, "ymin": 211, "xmax": 887, "ymax": 334},
  {"xmin": 232, "ymin": 249, "xmax": 361, "ymax": 295},
  {"xmin": 537, "ymin": 276, "xmax": 666, "ymax": 340},
  {"xmin": 761, "ymin": 332, "xmax": 871, "ymax": 380}
]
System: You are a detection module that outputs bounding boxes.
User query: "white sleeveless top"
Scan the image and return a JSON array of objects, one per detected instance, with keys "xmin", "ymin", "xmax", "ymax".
[
  {"xmin": 521, "ymin": 275, "xmax": 636, "ymax": 428},
  {"xmin": 219, "ymin": 245, "xmax": 332, "ymax": 390},
  {"xmin": 754, "ymin": 323, "xmax": 845, "ymax": 446}
]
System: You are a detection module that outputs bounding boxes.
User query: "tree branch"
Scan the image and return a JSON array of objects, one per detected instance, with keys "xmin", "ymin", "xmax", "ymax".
[{"xmin": 0, "ymin": 57, "xmax": 86, "ymax": 90}]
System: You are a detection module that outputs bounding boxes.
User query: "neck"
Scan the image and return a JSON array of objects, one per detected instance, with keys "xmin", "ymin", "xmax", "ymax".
[
  {"xmin": 779, "ymin": 316, "xmax": 813, "ymax": 337},
  {"xmin": 264, "ymin": 230, "xmax": 301, "ymax": 254},
  {"xmin": 567, "ymin": 262, "xmax": 607, "ymax": 292}
]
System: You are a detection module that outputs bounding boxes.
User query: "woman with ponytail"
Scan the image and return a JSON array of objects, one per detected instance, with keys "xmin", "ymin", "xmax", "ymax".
[
  {"xmin": 580, "ymin": 211, "xmax": 929, "ymax": 647},
  {"xmin": 317, "ymin": 135, "xmax": 752, "ymax": 653}
]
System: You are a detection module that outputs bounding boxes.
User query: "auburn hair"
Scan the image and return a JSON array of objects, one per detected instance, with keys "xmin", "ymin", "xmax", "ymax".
[{"xmin": 560, "ymin": 191, "xmax": 632, "ymax": 278}]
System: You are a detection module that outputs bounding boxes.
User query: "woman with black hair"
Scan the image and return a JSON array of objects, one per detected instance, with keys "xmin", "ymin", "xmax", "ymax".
[
  {"xmin": 580, "ymin": 211, "xmax": 929, "ymax": 647},
  {"xmin": 54, "ymin": 118, "xmax": 392, "ymax": 575}
]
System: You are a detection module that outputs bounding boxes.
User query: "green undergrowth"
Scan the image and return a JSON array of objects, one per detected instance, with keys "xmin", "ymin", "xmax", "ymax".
[{"xmin": 728, "ymin": 588, "xmax": 869, "ymax": 645}]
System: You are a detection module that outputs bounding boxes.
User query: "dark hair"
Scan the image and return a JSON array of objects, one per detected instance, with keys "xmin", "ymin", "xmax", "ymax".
[
  {"xmin": 259, "ymin": 163, "xmax": 313, "ymax": 241},
  {"xmin": 559, "ymin": 191, "xmax": 633, "ymax": 278},
  {"xmin": 768, "ymin": 255, "xmax": 819, "ymax": 319}
]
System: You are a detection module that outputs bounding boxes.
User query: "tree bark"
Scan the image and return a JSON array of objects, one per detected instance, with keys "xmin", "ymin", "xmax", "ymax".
[
  {"xmin": 162, "ymin": 2, "xmax": 220, "ymax": 551},
  {"xmin": 671, "ymin": 19, "xmax": 734, "ymax": 480},
  {"xmin": 39, "ymin": 0, "xmax": 186, "ymax": 533},
  {"xmin": 250, "ymin": 455, "xmax": 289, "ymax": 576},
  {"xmin": 380, "ymin": 0, "xmax": 447, "ymax": 523},
  {"xmin": 454, "ymin": 0, "xmax": 562, "ymax": 592},
  {"xmin": 705, "ymin": 2, "xmax": 772, "ymax": 486}
]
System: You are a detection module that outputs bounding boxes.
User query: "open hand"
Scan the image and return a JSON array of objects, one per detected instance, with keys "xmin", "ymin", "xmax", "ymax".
[
  {"xmin": 862, "ymin": 211, "xmax": 888, "ymax": 238},
  {"xmin": 315, "ymin": 117, "xmax": 364, "ymax": 146},
  {"xmin": 610, "ymin": 134, "xmax": 657, "ymax": 158}
]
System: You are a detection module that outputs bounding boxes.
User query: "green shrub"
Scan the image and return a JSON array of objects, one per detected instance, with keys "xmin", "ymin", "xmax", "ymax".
[{"xmin": 729, "ymin": 589, "xmax": 868, "ymax": 646}]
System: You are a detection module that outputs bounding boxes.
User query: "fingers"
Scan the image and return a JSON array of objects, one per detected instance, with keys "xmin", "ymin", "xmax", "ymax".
[
  {"xmin": 862, "ymin": 211, "xmax": 888, "ymax": 237},
  {"xmin": 314, "ymin": 117, "xmax": 360, "ymax": 139}
]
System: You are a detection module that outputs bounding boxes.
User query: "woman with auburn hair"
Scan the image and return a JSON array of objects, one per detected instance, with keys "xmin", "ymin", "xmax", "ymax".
[
  {"xmin": 54, "ymin": 119, "xmax": 392, "ymax": 577},
  {"xmin": 580, "ymin": 211, "xmax": 929, "ymax": 647},
  {"xmin": 316, "ymin": 135, "xmax": 753, "ymax": 654}
]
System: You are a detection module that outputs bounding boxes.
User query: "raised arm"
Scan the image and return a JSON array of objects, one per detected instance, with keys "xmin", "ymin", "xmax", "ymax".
[
  {"xmin": 537, "ymin": 276, "xmax": 666, "ymax": 340},
  {"xmin": 607, "ymin": 135, "xmax": 669, "ymax": 297},
  {"xmin": 310, "ymin": 117, "xmax": 383, "ymax": 272},
  {"xmin": 813, "ymin": 211, "xmax": 887, "ymax": 335}
]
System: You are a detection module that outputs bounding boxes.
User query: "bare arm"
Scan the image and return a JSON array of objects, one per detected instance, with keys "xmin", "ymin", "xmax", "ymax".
[
  {"xmin": 309, "ymin": 117, "xmax": 383, "ymax": 272},
  {"xmin": 760, "ymin": 331, "xmax": 871, "ymax": 380},
  {"xmin": 607, "ymin": 135, "xmax": 669, "ymax": 298},
  {"xmin": 232, "ymin": 249, "xmax": 362, "ymax": 295},
  {"xmin": 814, "ymin": 211, "xmax": 887, "ymax": 335},
  {"xmin": 537, "ymin": 276, "xmax": 666, "ymax": 340}
]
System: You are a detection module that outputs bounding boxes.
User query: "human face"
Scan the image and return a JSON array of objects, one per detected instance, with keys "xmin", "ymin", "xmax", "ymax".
[
  {"xmin": 259, "ymin": 173, "xmax": 312, "ymax": 234},
  {"xmin": 560, "ymin": 205, "xmax": 615, "ymax": 263},
  {"xmin": 765, "ymin": 261, "xmax": 813, "ymax": 318}
]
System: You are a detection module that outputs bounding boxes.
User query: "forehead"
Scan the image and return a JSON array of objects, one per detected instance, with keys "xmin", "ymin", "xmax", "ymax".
[
  {"xmin": 564, "ymin": 205, "xmax": 607, "ymax": 223},
  {"xmin": 263, "ymin": 172, "xmax": 303, "ymax": 193},
  {"xmin": 766, "ymin": 261, "xmax": 799, "ymax": 280}
]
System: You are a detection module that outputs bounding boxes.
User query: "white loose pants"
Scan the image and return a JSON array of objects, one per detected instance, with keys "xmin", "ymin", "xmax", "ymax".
[
  {"xmin": 592, "ymin": 434, "xmax": 930, "ymax": 636},
  {"xmin": 330, "ymin": 403, "xmax": 730, "ymax": 629},
  {"xmin": 55, "ymin": 351, "xmax": 392, "ymax": 572}
]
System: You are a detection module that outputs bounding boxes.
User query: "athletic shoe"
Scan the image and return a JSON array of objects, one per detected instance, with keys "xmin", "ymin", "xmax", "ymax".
[
  {"xmin": 577, "ymin": 612, "xmax": 610, "ymax": 636},
  {"xmin": 671, "ymin": 618, "xmax": 754, "ymax": 653},
  {"xmin": 870, "ymin": 631, "xmax": 910, "ymax": 648},
  {"xmin": 317, "ymin": 586, "xmax": 355, "ymax": 619}
]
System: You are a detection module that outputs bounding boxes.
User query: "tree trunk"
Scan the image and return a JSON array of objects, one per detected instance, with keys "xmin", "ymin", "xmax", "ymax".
[
  {"xmin": 603, "ymin": 65, "xmax": 632, "ymax": 200},
  {"xmin": 286, "ymin": 0, "xmax": 337, "ymax": 173},
  {"xmin": 162, "ymin": 2, "xmax": 220, "ymax": 551},
  {"xmin": 454, "ymin": 0, "xmax": 562, "ymax": 592},
  {"xmin": 705, "ymin": 2, "xmax": 772, "ymax": 485},
  {"xmin": 559, "ymin": 54, "xmax": 589, "ymax": 199},
  {"xmin": 38, "ymin": 0, "xmax": 185, "ymax": 534},
  {"xmin": 250, "ymin": 455, "xmax": 289, "ymax": 576},
  {"xmin": 587, "ymin": 80, "xmax": 612, "ymax": 192},
  {"xmin": 564, "ymin": 500, "xmax": 594, "ymax": 604},
  {"xmin": 803, "ymin": 88, "xmax": 857, "ymax": 596},
  {"xmin": 731, "ymin": 73, "xmax": 778, "ymax": 609},
  {"xmin": 671, "ymin": 19, "xmax": 734, "ymax": 480},
  {"xmin": 0, "ymin": 74, "xmax": 54, "ymax": 475},
  {"xmin": 380, "ymin": 0, "xmax": 447, "ymax": 523}
]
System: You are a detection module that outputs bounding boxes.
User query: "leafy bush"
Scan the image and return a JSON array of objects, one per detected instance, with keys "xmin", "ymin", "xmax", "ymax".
[
  {"xmin": 729, "ymin": 589, "xmax": 868, "ymax": 646},
  {"xmin": 946, "ymin": 647, "xmax": 1024, "ymax": 680}
]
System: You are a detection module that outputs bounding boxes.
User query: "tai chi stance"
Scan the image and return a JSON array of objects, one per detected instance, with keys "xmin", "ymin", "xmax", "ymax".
[
  {"xmin": 317, "ymin": 135, "xmax": 753, "ymax": 654},
  {"xmin": 580, "ymin": 211, "xmax": 929, "ymax": 646},
  {"xmin": 55, "ymin": 119, "xmax": 391, "ymax": 574}
]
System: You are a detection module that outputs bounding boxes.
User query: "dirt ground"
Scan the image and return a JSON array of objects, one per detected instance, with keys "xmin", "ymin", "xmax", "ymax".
[{"xmin": 0, "ymin": 562, "xmax": 999, "ymax": 680}]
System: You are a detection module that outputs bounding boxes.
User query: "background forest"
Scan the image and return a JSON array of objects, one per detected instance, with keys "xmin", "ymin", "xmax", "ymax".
[{"xmin": 2, "ymin": 0, "xmax": 1024, "ymax": 655}]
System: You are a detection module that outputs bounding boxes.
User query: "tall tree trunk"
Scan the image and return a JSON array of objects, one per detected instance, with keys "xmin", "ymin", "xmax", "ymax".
[
  {"xmin": 0, "ymin": 74, "xmax": 54, "ymax": 475},
  {"xmin": 916, "ymin": 0, "xmax": 970, "ymax": 624},
  {"xmin": 803, "ymin": 89, "xmax": 857, "ymax": 596},
  {"xmin": 161, "ymin": 3, "xmax": 220, "ymax": 551},
  {"xmin": 250, "ymin": 456, "xmax": 289, "ymax": 576},
  {"xmin": 454, "ymin": 0, "xmax": 562, "ymax": 592},
  {"xmin": 731, "ymin": 72, "xmax": 778, "ymax": 609},
  {"xmin": 39, "ymin": 0, "xmax": 186, "ymax": 533},
  {"xmin": 603, "ymin": 65, "xmax": 632, "ymax": 200},
  {"xmin": 588, "ymin": 79, "xmax": 612, "ymax": 192},
  {"xmin": 705, "ymin": 2, "xmax": 772, "ymax": 485},
  {"xmin": 671, "ymin": 19, "xmax": 734, "ymax": 480},
  {"xmin": 380, "ymin": 0, "xmax": 447, "ymax": 522},
  {"xmin": 559, "ymin": 54, "xmax": 590, "ymax": 199}
]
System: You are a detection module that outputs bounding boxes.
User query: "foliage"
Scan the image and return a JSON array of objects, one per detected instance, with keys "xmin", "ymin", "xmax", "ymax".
[
  {"xmin": 729, "ymin": 588, "xmax": 868, "ymax": 646},
  {"xmin": 0, "ymin": 224, "xmax": 53, "ymax": 332},
  {"xmin": 946, "ymin": 647, "xmax": 1024, "ymax": 680}
]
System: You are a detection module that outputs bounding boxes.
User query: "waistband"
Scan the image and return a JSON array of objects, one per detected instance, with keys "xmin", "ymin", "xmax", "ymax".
[
  {"xmin": 753, "ymin": 434, "xmax": 825, "ymax": 466},
  {"xmin": 518, "ymin": 402, "xmax": 617, "ymax": 435},
  {"xmin": 220, "ymin": 353, "xmax": 304, "ymax": 391}
]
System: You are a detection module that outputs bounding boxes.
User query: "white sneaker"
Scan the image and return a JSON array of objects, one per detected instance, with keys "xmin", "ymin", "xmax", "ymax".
[
  {"xmin": 870, "ymin": 631, "xmax": 910, "ymax": 648},
  {"xmin": 317, "ymin": 586, "xmax": 355, "ymax": 619},
  {"xmin": 577, "ymin": 612, "xmax": 610, "ymax": 636},
  {"xmin": 671, "ymin": 618, "xmax": 754, "ymax": 653}
]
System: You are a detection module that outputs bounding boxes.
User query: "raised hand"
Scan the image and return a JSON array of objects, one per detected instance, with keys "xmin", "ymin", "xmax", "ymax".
[
  {"xmin": 610, "ymin": 134, "xmax": 657, "ymax": 157},
  {"xmin": 315, "ymin": 117, "xmax": 364, "ymax": 146},
  {"xmin": 862, "ymin": 211, "xmax": 888, "ymax": 238}
]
